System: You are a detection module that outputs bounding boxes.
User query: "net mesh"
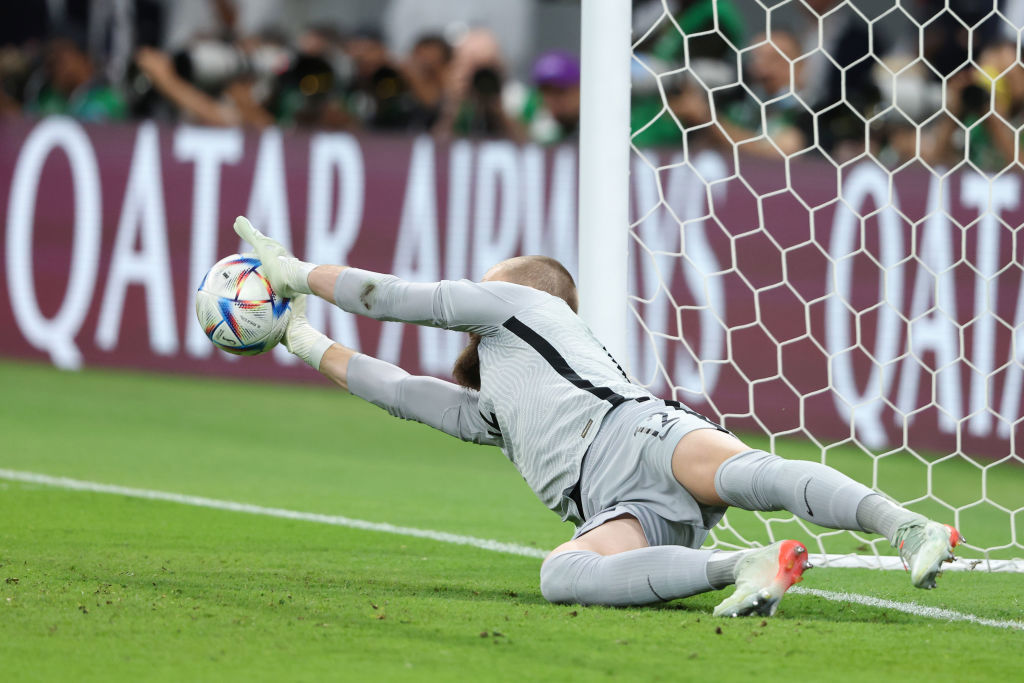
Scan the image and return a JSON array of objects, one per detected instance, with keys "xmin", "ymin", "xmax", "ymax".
[{"xmin": 627, "ymin": 0, "xmax": 1024, "ymax": 569}]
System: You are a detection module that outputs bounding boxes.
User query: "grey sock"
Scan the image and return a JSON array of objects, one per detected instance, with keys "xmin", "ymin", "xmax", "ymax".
[
  {"xmin": 540, "ymin": 546, "xmax": 716, "ymax": 606},
  {"xmin": 705, "ymin": 550, "xmax": 746, "ymax": 589},
  {"xmin": 714, "ymin": 450, "xmax": 875, "ymax": 531},
  {"xmin": 855, "ymin": 494, "xmax": 927, "ymax": 544}
]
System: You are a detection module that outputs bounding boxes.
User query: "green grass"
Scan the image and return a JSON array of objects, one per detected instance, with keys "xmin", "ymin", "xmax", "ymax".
[{"xmin": 1, "ymin": 360, "xmax": 1022, "ymax": 681}]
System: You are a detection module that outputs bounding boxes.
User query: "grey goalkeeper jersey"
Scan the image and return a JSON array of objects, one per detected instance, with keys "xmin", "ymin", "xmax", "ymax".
[{"xmin": 334, "ymin": 268, "xmax": 654, "ymax": 518}]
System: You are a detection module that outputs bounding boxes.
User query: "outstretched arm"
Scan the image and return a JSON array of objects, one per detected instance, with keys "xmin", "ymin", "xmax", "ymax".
[
  {"xmin": 234, "ymin": 218, "xmax": 544, "ymax": 335},
  {"xmin": 335, "ymin": 350, "xmax": 501, "ymax": 446},
  {"xmin": 316, "ymin": 342, "xmax": 357, "ymax": 391},
  {"xmin": 308, "ymin": 265, "xmax": 349, "ymax": 302},
  {"xmin": 305, "ymin": 336, "xmax": 501, "ymax": 446},
  {"xmin": 234, "ymin": 215, "xmax": 544, "ymax": 334},
  {"xmin": 309, "ymin": 264, "xmax": 544, "ymax": 334},
  {"xmin": 286, "ymin": 296, "xmax": 500, "ymax": 446},
  {"xmin": 233, "ymin": 219, "xmax": 504, "ymax": 445}
]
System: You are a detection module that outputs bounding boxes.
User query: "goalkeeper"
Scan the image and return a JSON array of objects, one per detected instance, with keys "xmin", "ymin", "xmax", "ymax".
[{"xmin": 233, "ymin": 216, "xmax": 962, "ymax": 618}]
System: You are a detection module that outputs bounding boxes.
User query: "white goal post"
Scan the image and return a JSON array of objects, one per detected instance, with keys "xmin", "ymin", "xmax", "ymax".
[
  {"xmin": 578, "ymin": 0, "xmax": 1024, "ymax": 572},
  {"xmin": 578, "ymin": 0, "xmax": 632, "ymax": 364}
]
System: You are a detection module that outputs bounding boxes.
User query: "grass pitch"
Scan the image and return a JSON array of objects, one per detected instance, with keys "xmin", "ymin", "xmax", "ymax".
[{"xmin": 1, "ymin": 360, "xmax": 1021, "ymax": 681}]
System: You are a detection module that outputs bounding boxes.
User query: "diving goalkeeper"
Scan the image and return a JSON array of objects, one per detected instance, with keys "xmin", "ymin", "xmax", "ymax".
[{"xmin": 233, "ymin": 216, "xmax": 962, "ymax": 618}]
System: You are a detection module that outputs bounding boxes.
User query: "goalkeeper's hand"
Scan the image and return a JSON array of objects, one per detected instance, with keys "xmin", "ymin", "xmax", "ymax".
[
  {"xmin": 233, "ymin": 215, "xmax": 314, "ymax": 298},
  {"xmin": 283, "ymin": 295, "xmax": 336, "ymax": 371}
]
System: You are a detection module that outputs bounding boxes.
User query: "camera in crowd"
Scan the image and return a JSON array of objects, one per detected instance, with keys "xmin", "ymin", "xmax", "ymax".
[
  {"xmin": 470, "ymin": 66, "xmax": 503, "ymax": 100},
  {"xmin": 173, "ymin": 39, "xmax": 292, "ymax": 93}
]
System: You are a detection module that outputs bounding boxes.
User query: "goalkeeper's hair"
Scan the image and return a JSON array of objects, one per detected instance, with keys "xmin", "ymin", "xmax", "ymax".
[
  {"xmin": 488, "ymin": 255, "xmax": 579, "ymax": 313},
  {"xmin": 453, "ymin": 255, "xmax": 578, "ymax": 390}
]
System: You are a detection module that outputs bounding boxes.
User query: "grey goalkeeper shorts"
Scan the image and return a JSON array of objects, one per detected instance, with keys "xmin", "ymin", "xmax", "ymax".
[{"xmin": 566, "ymin": 397, "xmax": 728, "ymax": 549}]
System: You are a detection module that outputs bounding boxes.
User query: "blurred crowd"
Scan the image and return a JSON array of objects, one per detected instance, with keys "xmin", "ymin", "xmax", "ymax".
[
  {"xmin": 0, "ymin": 0, "xmax": 579, "ymax": 145},
  {"xmin": 629, "ymin": 0, "xmax": 1024, "ymax": 171},
  {"xmin": 3, "ymin": 0, "xmax": 1024, "ymax": 171}
]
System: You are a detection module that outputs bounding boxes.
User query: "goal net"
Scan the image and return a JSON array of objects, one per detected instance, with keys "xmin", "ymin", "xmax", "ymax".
[{"xmin": 626, "ymin": 0, "xmax": 1024, "ymax": 570}]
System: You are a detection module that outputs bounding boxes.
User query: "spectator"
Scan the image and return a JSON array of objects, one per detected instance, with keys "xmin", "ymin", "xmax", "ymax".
[
  {"xmin": 916, "ymin": 0, "xmax": 1003, "ymax": 82},
  {"xmin": 0, "ymin": 45, "xmax": 33, "ymax": 117},
  {"xmin": 518, "ymin": 50, "xmax": 580, "ymax": 145},
  {"xmin": 134, "ymin": 41, "xmax": 273, "ymax": 128},
  {"xmin": 643, "ymin": 0, "xmax": 745, "ymax": 65},
  {"xmin": 629, "ymin": 0, "xmax": 745, "ymax": 150},
  {"xmin": 24, "ymin": 30, "xmax": 127, "ymax": 122},
  {"xmin": 342, "ymin": 26, "xmax": 418, "ymax": 130},
  {"xmin": 927, "ymin": 42, "xmax": 1024, "ymax": 171},
  {"xmin": 433, "ymin": 28, "xmax": 524, "ymax": 141},
  {"xmin": 716, "ymin": 30, "xmax": 809, "ymax": 159},
  {"xmin": 980, "ymin": 41, "xmax": 1024, "ymax": 169},
  {"xmin": 630, "ymin": 55, "xmax": 736, "ymax": 150},
  {"xmin": 270, "ymin": 52, "xmax": 350, "ymax": 130},
  {"xmin": 871, "ymin": 111, "xmax": 920, "ymax": 169},
  {"xmin": 270, "ymin": 24, "xmax": 353, "ymax": 130},
  {"xmin": 384, "ymin": 0, "xmax": 536, "ymax": 77},
  {"xmin": 780, "ymin": 0, "xmax": 882, "ymax": 158},
  {"xmin": 401, "ymin": 34, "xmax": 452, "ymax": 130}
]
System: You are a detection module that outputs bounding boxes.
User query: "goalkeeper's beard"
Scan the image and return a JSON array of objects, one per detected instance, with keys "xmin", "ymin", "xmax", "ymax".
[{"xmin": 452, "ymin": 334, "xmax": 481, "ymax": 390}]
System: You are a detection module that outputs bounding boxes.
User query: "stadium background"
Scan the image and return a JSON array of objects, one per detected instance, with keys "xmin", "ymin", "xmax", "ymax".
[
  {"xmin": 4, "ymin": 0, "xmax": 1024, "ymax": 462},
  {"xmin": 1, "ymin": 1, "xmax": 1023, "ymax": 679}
]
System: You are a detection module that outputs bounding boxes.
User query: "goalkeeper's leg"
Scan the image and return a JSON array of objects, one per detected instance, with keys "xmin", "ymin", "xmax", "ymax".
[
  {"xmin": 671, "ymin": 429, "xmax": 961, "ymax": 589},
  {"xmin": 539, "ymin": 516, "xmax": 810, "ymax": 617},
  {"xmin": 538, "ymin": 516, "xmax": 745, "ymax": 605}
]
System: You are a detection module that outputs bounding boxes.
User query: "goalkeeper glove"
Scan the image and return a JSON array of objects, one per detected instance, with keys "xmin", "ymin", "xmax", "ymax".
[
  {"xmin": 283, "ymin": 295, "xmax": 335, "ymax": 371},
  {"xmin": 233, "ymin": 215, "xmax": 315, "ymax": 298}
]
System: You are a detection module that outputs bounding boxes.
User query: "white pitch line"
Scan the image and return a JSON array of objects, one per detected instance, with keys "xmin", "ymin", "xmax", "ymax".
[
  {"xmin": 807, "ymin": 553, "xmax": 1023, "ymax": 573},
  {"xmin": 0, "ymin": 468, "xmax": 1019, "ymax": 630},
  {"xmin": 0, "ymin": 469, "xmax": 547, "ymax": 560},
  {"xmin": 790, "ymin": 587, "xmax": 1024, "ymax": 631}
]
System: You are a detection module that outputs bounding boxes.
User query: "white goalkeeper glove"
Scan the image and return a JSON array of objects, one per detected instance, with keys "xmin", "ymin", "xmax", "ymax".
[
  {"xmin": 283, "ymin": 295, "xmax": 335, "ymax": 371},
  {"xmin": 233, "ymin": 215, "xmax": 315, "ymax": 298}
]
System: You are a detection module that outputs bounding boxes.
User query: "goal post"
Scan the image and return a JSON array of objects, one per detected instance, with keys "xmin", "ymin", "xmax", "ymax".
[
  {"xmin": 577, "ymin": 0, "xmax": 632, "ymax": 367},
  {"xmin": 578, "ymin": 0, "xmax": 1024, "ymax": 571}
]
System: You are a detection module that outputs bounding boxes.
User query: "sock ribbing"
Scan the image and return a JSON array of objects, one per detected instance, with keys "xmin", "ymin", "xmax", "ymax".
[
  {"xmin": 705, "ymin": 550, "xmax": 746, "ymax": 589},
  {"xmin": 855, "ymin": 494, "xmax": 927, "ymax": 544}
]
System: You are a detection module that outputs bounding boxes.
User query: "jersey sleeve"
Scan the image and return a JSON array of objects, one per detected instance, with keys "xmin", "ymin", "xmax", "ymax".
[
  {"xmin": 346, "ymin": 353, "xmax": 503, "ymax": 447},
  {"xmin": 333, "ymin": 268, "xmax": 548, "ymax": 335}
]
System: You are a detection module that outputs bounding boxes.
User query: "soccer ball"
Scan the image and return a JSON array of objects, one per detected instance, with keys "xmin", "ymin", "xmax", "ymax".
[{"xmin": 196, "ymin": 254, "xmax": 292, "ymax": 355}]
